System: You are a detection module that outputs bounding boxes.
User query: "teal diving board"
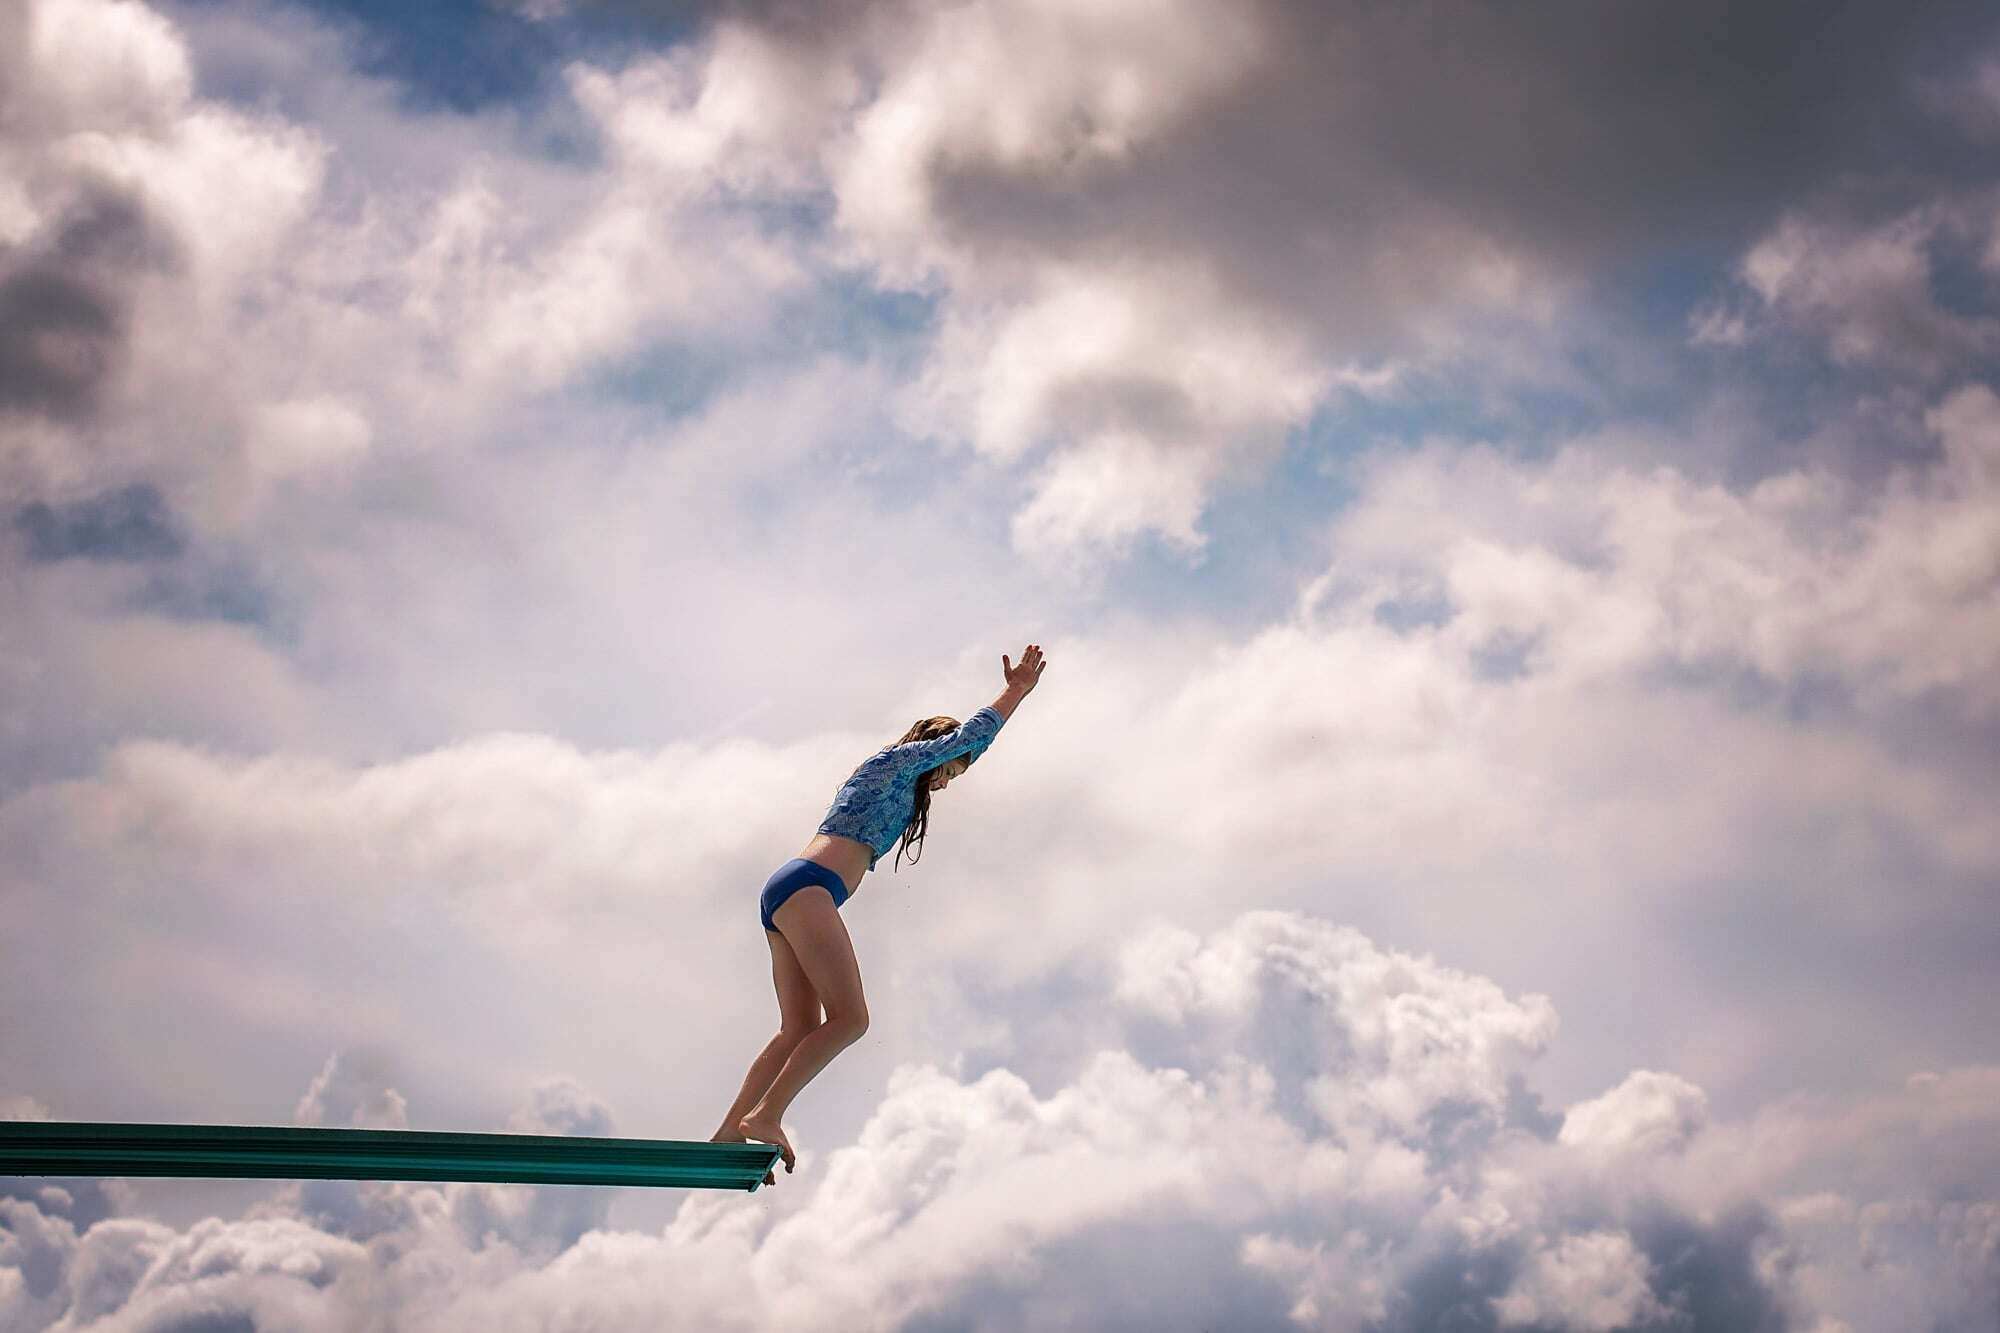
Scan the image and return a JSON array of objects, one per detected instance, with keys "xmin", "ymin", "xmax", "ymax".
[{"xmin": 0, "ymin": 1121, "xmax": 782, "ymax": 1191}]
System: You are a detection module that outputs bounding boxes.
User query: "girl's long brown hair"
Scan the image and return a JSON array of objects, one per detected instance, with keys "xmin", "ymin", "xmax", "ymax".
[{"xmin": 890, "ymin": 715, "xmax": 978, "ymax": 872}]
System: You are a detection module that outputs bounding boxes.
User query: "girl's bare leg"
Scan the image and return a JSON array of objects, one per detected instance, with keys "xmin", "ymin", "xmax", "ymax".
[
  {"xmin": 711, "ymin": 925, "xmax": 828, "ymax": 1184},
  {"xmin": 738, "ymin": 888, "xmax": 868, "ymax": 1172},
  {"xmin": 713, "ymin": 1031, "xmax": 803, "ymax": 1139},
  {"xmin": 711, "ymin": 1031, "xmax": 806, "ymax": 1185},
  {"xmin": 737, "ymin": 1023, "xmax": 863, "ymax": 1166}
]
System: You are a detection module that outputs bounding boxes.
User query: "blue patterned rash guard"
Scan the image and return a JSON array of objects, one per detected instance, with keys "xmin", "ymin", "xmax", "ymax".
[{"xmin": 816, "ymin": 707, "xmax": 1007, "ymax": 870}]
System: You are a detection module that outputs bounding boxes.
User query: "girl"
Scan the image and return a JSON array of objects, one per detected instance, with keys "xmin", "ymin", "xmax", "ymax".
[{"xmin": 712, "ymin": 644, "xmax": 1047, "ymax": 1181}]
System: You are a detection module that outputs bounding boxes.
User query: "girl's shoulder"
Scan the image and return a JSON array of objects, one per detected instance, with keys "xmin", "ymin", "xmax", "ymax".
[{"xmin": 847, "ymin": 748, "xmax": 898, "ymax": 780}]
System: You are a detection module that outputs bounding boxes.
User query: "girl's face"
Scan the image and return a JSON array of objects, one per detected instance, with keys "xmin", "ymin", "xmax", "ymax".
[{"xmin": 926, "ymin": 758, "xmax": 971, "ymax": 793}]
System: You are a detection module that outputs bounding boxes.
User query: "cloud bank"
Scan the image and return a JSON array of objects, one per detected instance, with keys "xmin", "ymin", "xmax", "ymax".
[{"xmin": 11, "ymin": 912, "xmax": 1994, "ymax": 1331}]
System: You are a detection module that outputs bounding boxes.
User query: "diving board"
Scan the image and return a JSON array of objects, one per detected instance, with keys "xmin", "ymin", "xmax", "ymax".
[{"xmin": 0, "ymin": 1121, "xmax": 782, "ymax": 1191}]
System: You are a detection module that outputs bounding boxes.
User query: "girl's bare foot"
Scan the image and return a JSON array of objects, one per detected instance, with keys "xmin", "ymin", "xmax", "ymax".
[
  {"xmin": 737, "ymin": 1114, "xmax": 795, "ymax": 1174},
  {"xmin": 710, "ymin": 1126, "xmax": 776, "ymax": 1186}
]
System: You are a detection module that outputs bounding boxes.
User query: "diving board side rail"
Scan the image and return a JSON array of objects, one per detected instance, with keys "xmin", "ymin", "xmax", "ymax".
[{"xmin": 0, "ymin": 1121, "xmax": 782, "ymax": 1191}]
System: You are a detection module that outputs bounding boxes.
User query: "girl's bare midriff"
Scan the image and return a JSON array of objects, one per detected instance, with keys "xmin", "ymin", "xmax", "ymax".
[{"xmin": 798, "ymin": 832, "xmax": 873, "ymax": 898}]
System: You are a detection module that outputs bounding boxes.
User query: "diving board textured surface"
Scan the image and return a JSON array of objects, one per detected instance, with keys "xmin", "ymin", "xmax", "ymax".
[{"xmin": 0, "ymin": 1121, "xmax": 781, "ymax": 1191}]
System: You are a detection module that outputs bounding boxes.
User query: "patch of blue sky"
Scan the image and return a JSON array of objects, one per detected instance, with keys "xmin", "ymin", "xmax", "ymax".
[
  {"xmin": 257, "ymin": 0, "xmax": 700, "ymax": 115},
  {"xmin": 1683, "ymin": 309, "xmax": 1954, "ymax": 483},
  {"xmin": 1608, "ymin": 240, "xmax": 1981, "ymax": 448},
  {"xmin": 1548, "ymin": 247, "xmax": 1794, "ymax": 427},
  {"xmin": 1467, "ymin": 629, "xmax": 1539, "ymax": 683},
  {"xmin": 1097, "ymin": 424, "xmax": 1359, "ymax": 633},
  {"xmin": 774, "ymin": 271, "xmax": 939, "ymax": 363},
  {"xmin": 1373, "ymin": 592, "xmax": 1454, "ymax": 635},
  {"xmin": 1614, "ymin": 244, "xmax": 1746, "ymax": 334},
  {"xmin": 572, "ymin": 336, "xmax": 741, "ymax": 420},
  {"xmin": 14, "ymin": 485, "xmax": 183, "ymax": 564},
  {"xmin": 1098, "ymin": 327, "xmax": 1689, "ymax": 631},
  {"xmin": 116, "ymin": 536, "xmax": 296, "ymax": 644},
  {"xmin": 572, "ymin": 274, "xmax": 938, "ymax": 417},
  {"xmin": 1924, "ymin": 224, "xmax": 2000, "ymax": 322},
  {"xmin": 1093, "ymin": 239, "xmax": 1873, "ymax": 630},
  {"xmin": 1311, "ymin": 266, "xmax": 1866, "ymax": 478},
  {"xmin": 132, "ymin": 555, "xmax": 295, "ymax": 641},
  {"xmin": 734, "ymin": 193, "xmax": 839, "ymax": 245},
  {"xmin": 1634, "ymin": 656, "xmax": 1861, "ymax": 728},
  {"xmin": 14, "ymin": 485, "xmax": 293, "ymax": 640},
  {"xmin": 1294, "ymin": 369, "xmax": 1589, "ymax": 462},
  {"xmin": 170, "ymin": 0, "xmax": 610, "ymax": 172}
]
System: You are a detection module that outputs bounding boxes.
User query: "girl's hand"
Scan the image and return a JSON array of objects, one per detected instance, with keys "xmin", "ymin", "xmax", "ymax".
[{"xmin": 1003, "ymin": 644, "xmax": 1046, "ymax": 694}]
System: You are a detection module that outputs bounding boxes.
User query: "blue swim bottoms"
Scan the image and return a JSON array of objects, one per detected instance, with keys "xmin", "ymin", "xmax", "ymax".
[{"xmin": 760, "ymin": 858, "xmax": 851, "ymax": 933}]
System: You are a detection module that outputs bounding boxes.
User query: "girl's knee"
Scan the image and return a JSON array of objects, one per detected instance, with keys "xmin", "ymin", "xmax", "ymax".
[{"xmin": 778, "ymin": 1020, "xmax": 822, "ymax": 1046}]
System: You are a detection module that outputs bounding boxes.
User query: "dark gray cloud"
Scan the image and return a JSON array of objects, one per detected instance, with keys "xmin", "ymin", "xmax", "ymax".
[
  {"xmin": 1313, "ymin": 1, "xmax": 1989, "ymax": 256},
  {"xmin": 1630, "ymin": 1204, "xmax": 1788, "ymax": 1333},
  {"xmin": 139, "ymin": 1314, "xmax": 258, "ymax": 1333},
  {"xmin": 578, "ymin": 0, "xmax": 877, "ymax": 41},
  {"xmin": 0, "ymin": 1199, "xmax": 71, "ymax": 1310},
  {"xmin": 904, "ymin": 1215, "xmax": 1303, "ymax": 1333},
  {"xmin": 0, "ymin": 268, "xmax": 123, "ymax": 419},
  {"xmin": 928, "ymin": 0, "xmax": 1999, "ymax": 345},
  {"xmin": 13, "ymin": 484, "xmax": 183, "ymax": 562},
  {"xmin": 1367, "ymin": 1206, "xmax": 1789, "ymax": 1333},
  {"xmin": 9, "ymin": 484, "xmax": 292, "ymax": 639},
  {"xmin": 639, "ymin": 0, "xmax": 2000, "ymax": 443},
  {"xmin": 1380, "ymin": 1243, "xmax": 1522, "ymax": 1333},
  {"xmin": 614, "ymin": 0, "xmax": 2000, "ymax": 549},
  {"xmin": 1504, "ymin": 1074, "xmax": 1564, "ymax": 1141},
  {"xmin": 0, "ymin": 187, "xmax": 171, "ymax": 421},
  {"xmin": 133, "ymin": 561, "xmax": 280, "ymax": 629},
  {"xmin": 0, "ymin": 1176, "xmax": 129, "ymax": 1232}
]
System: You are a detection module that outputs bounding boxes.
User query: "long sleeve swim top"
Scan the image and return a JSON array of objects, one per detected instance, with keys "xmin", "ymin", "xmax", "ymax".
[{"xmin": 816, "ymin": 706, "xmax": 1007, "ymax": 870}]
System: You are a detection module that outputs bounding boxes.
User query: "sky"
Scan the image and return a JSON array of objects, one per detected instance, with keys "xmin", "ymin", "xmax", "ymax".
[{"xmin": 2, "ymin": 0, "xmax": 1998, "ymax": 1328}]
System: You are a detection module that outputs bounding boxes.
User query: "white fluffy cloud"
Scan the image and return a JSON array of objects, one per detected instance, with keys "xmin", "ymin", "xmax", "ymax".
[
  {"xmin": 5, "ymin": 377, "xmax": 1993, "ymax": 1133},
  {"xmin": 1115, "ymin": 914, "xmax": 1557, "ymax": 1143},
  {"xmin": 15, "ymin": 0, "xmax": 192, "ymax": 138},
  {"xmin": 555, "ymin": 0, "xmax": 1577, "ymax": 562},
  {"xmin": 1558, "ymin": 1071, "xmax": 1708, "ymax": 1161},
  {"xmin": 1702, "ymin": 200, "xmax": 2000, "ymax": 380},
  {"xmin": 1, "ymin": 0, "xmax": 816, "ymax": 532},
  {"xmin": 1314, "ymin": 382, "xmax": 2000, "ymax": 719},
  {"xmin": 11, "ymin": 914, "xmax": 1990, "ymax": 1330},
  {"xmin": 805, "ymin": 0, "xmax": 1346, "ymax": 555},
  {"xmin": 1493, "ymin": 1231, "xmax": 1662, "ymax": 1331}
]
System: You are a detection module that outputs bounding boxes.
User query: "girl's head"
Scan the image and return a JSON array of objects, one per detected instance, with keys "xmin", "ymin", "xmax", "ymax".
[{"xmin": 890, "ymin": 715, "xmax": 979, "ymax": 870}]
